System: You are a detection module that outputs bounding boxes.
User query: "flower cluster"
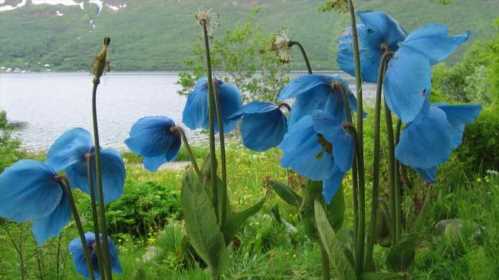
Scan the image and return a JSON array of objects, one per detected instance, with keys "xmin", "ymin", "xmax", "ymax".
[{"xmin": 338, "ymin": 11, "xmax": 480, "ymax": 182}]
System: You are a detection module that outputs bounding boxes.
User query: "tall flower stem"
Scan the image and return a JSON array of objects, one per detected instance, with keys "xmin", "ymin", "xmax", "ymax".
[
  {"xmin": 86, "ymin": 155, "xmax": 106, "ymax": 278},
  {"xmin": 59, "ymin": 178, "xmax": 94, "ymax": 280},
  {"xmin": 91, "ymin": 79, "xmax": 112, "ymax": 280},
  {"xmin": 384, "ymin": 106, "xmax": 400, "ymax": 243},
  {"xmin": 365, "ymin": 52, "xmax": 392, "ymax": 271},
  {"xmin": 173, "ymin": 127, "xmax": 202, "ymax": 178},
  {"xmin": 289, "ymin": 41, "xmax": 313, "ymax": 74},
  {"xmin": 212, "ymin": 88, "xmax": 228, "ymax": 225},
  {"xmin": 201, "ymin": 20, "xmax": 220, "ymax": 222},
  {"xmin": 347, "ymin": 0, "xmax": 366, "ymax": 274}
]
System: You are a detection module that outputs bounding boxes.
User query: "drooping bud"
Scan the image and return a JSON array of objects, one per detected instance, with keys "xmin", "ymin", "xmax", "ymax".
[
  {"xmin": 271, "ymin": 31, "xmax": 291, "ymax": 63},
  {"xmin": 195, "ymin": 9, "xmax": 211, "ymax": 25},
  {"xmin": 92, "ymin": 37, "xmax": 111, "ymax": 81}
]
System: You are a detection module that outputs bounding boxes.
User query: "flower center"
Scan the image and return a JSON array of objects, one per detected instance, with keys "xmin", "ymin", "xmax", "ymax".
[{"xmin": 316, "ymin": 134, "xmax": 333, "ymax": 160}]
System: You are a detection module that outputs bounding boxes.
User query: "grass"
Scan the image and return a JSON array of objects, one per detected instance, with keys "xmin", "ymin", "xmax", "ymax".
[{"xmin": 1, "ymin": 142, "xmax": 498, "ymax": 279}]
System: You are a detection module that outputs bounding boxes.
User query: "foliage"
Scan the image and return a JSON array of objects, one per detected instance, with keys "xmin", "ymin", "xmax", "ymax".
[
  {"xmin": 0, "ymin": 111, "xmax": 23, "ymax": 172},
  {"xmin": 1, "ymin": 0, "xmax": 499, "ymax": 71}
]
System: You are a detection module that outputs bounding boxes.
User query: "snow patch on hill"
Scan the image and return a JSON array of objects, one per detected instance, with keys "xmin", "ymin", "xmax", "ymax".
[{"xmin": 0, "ymin": 0, "xmax": 125, "ymax": 13}]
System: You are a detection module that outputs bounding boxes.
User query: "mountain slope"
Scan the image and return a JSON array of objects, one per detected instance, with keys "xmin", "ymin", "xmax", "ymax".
[{"xmin": 0, "ymin": 0, "xmax": 498, "ymax": 71}]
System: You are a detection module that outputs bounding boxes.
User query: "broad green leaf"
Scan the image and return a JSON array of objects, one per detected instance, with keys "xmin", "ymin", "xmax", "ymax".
[
  {"xmin": 314, "ymin": 200, "xmax": 356, "ymax": 280},
  {"xmin": 222, "ymin": 197, "xmax": 266, "ymax": 243},
  {"xmin": 326, "ymin": 185, "xmax": 345, "ymax": 231},
  {"xmin": 301, "ymin": 181, "xmax": 322, "ymax": 240},
  {"xmin": 361, "ymin": 272, "xmax": 409, "ymax": 280},
  {"xmin": 386, "ymin": 235, "xmax": 417, "ymax": 272},
  {"xmin": 181, "ymin": 171, "xmax": 226, "ymax": 278},
  {"xmin": 268, "ymin": 180, "xmax": 302, "ymax": 208}
]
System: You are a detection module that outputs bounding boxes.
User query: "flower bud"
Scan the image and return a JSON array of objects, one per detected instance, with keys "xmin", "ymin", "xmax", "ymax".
[{"xmin": 92, "ymin": 37, "xmax": 111, "ymax": 80}]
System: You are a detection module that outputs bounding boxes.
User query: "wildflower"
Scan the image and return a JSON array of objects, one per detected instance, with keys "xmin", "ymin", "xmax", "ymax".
[
  {"xmin": 396, "ymin": 103, "xmax": 481, "ymax": 181},
  {"xmin": 338, "ymin": 11, "xmax": 470, "ymax": 123},
  {"xmin": 0, "ymin": 160, "xmax": 71, "ymax": 245},
  {"xmin": 278, "ymin": 74, "xmax": 357, "ymax": 126},
  {"xmin": 69, "ymin": 232, "xmax": 122, "ymax": 279},
  {"xmin": 229, "ymin": 101, "xmax": 288, "ymax": 151},
  {"xmin": 182, "ymin": 77, "xmax": 242, "ymax": 133},
  {"xmin": 279, "ymin": 112, "xmax": 354, "ymax": 203},
  {"xmin": 125, "ymin": 116, "xmax": 181, "ymax": 171},
  {"xmin": 47, "ymin": 128, "xmax": 125, "ymax": 204},
  {"xmin": 271, "ymin": 31, "xmax": 291, "ymax": 63}
]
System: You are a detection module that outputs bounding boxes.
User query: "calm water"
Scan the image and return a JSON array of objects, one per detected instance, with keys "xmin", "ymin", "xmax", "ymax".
[{"xmin": 0, "ymin": 72, "xmax": 190, "ymax": 151}]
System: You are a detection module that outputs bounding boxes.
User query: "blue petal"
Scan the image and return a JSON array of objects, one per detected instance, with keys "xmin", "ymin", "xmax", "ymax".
[
  {"xmin": 357, "ymin": 11, "xmax": 407, "ymax": 50},
  {"xmin": 182, "ymin": 78, "xmax": 242, "ymax": 133},
  {"xmin": 32, "ymin": 192, "xmax": 71, "ymax": 245},
  {"xmin": 402, "ymin": 24, "xmax": 470, "ymax": 64},
  {"xmin": 279, "ymin": 116, "xmax": 335, "ymax": 180},
  {"xmin": 46, "ymin": 128, "xmax": 92, "ymax": 172},
  {"xmin": 322, "ymin": 167, "xmax": 346, "ymax": 204},
  {"xmin": 395, "ymin": 105, "xmax": 452, "ymax": 169},
  {"xmin": 182, "ymin": 80, "xmax": 209, "ymax": 131},
  {"xmin": 278, "ymin": 75, "xmax": 333, "ymax": 100},
  {"xmin": 414, "ymin": 167, "xmax": 438, "ymax": 184},
  {"xmin": 312, "ymin": 112, "xmax": 355, "ymax": 172},
  {"xmin": 228, "ymin": 101, "xmax": 278, "ymax": 120},
  {"xmin": 143, "ymin": 155, "xmax": 168, "ymax": 171},
  {"xmin": 108, "ymin": 238, "xmax": 123, "ymax": 274},
  {"xmin": 125, "ymin": 116, "xmax": 179, "ymax": 158},
  {"xmin": 66, "ymin": 149, "xmax": 125, "ymax": 204},
  {"xmin": 287, "ymin": 85, "xmax": 331, "ymax": 126},
  {"xmin": 384, "ymin": 46, "xmax": 432, "ymax": 123},
  {"xmin": 240, "ymin": 109, "xmax": 287, "ymax": 151},
  {"xmin": 437, "ymin": 104, "xmax": 481, "ymax": 149},
  {"xmin": 0, "ymin": 160, "xmax": 62, "ymax": 222},
  {"xmin": 69, "ymin": 232, "xmax": 96, "ymax": 279}
]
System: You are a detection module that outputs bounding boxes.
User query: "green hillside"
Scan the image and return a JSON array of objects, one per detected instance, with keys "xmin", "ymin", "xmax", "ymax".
[{"xmin": 0, "ymin": 0, "xmax": 498, "ymax": 71}]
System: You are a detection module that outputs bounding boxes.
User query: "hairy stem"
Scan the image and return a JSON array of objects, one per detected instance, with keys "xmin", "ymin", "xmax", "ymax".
[
  {"xmin": 174, "ymin": 127, "xmax": 202, "ymax": 178},
  {"xmin": 86, "ymin": 155, "xmax": 106, "ymax": 278},
  {"xmin": 201, "ymin": 21, "xmax": 220, "ymax": 222},
  {"xmin": 60, "ymin": 179, "xmax": 95, "ymax": 280},
  {"xmin": 365, "ymin": 52, "xmax": 392, "ymax": 270},
  {"xmin": 289, "ymin": 41, "xmax": 313, "ymax": 74},
  {"xmin": 384, "ymin": 106, "xmax": 399, "ymax": 243},
  {"xmin": 92, "ymin": 79, "xmax": 112, "ymax": 279},
  {"xmin": 347, "ymin": 0, "xmax": 366, "ymax": 274},
  {"xmin": 212, "ymin": 86, "xmax": 228, "ymax": 226}
]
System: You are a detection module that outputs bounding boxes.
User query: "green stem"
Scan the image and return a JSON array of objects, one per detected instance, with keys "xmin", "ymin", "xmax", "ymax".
[
  {"xmin": 289, "ymin": 41, "xmax": 313, "ymax": 74},
  {"xmin": 174, "ymin": 127, "xmax": 202, "ymax": 178},
  {"xmin": 347, "ymin": 0, "xmax": 366, "ymax": 274},
  {"xmin": 320, "ymin": 242, "xmax": 331, "ymax": 280},
  {"xmin": 212, "ymin": 87, "xmax": 228, "ymax": 226},
  {"xmin": 86, "ymin": 155, "xmax": 106, "ymax": 279},
  {"xmin": 59, "ymin": 178, "xmax": 95, "ymax": 280},
  {"xmin": 384, "ymin": 105, "xmax": 399, "ymax": 243},
  {"xmin": 365, "ymin": 52, "xmax": 392, "ymax": 271},
  {"xmin": 201, "ymin": 21, "xmax": 219, "ymax": 222},
  {"xmin": 91, "ymin": 79, "xmax": 112, "ymax": 280}
]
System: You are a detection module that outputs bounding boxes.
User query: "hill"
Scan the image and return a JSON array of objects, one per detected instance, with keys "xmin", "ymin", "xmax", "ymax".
[{"xmin": 0, "ymin": 0, "xmax": 498, "ymax": 71}]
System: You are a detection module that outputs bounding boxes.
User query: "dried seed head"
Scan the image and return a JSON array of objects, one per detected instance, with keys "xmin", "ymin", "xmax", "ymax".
[{"xmin": 271, "ymin": 31, "xmax": 291, "ymax": 63}]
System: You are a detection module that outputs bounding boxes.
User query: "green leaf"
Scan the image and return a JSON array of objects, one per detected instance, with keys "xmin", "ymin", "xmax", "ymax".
[
  {"xmin": 268, "ymin": 180, "xmax": 302, "ymax": 208},
  {"xmin": 314, "ymin": 200, "xmax": 356, "ymax": 280},
  {"xmin": 181, "ymin": 171, "xmax": 226, "ymax": 278},
  {"xmin": 386, "ymin": 235, "xmax": 417, "ymax": 272},
  {"xmin": 361, "ymin": 272, "xmax": 409, "ymax": 280},
  {"xmin": 326, "ymin": 185, "xmax": 345, "ymax": 231},
  {"xmin": 222, "ymin": 197, "xmax": 266, "ymax": 243}
]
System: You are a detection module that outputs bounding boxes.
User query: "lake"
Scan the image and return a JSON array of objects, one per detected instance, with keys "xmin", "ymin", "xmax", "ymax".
[
  {"xmin": 0, "ymin": 72, "xmax": 190, "ymax": 151},
  {"xmin": 0, "ymin": 72, "xmax": 374, "ymax": 151}
]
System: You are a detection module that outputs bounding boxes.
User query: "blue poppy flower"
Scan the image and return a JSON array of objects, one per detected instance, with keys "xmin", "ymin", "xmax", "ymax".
[
  {"xmin": 47, "ymin": 128, "xmax": 125, "ymax": 204},
  {"xmin": 182, "ymin": 77, "xmax": 242, "ymax": 133},
  {"xmin": 69, "ymin": 232, "xmax": 122, "ymax": 279},
  {"xmin": 0, "ymin": 160, "xmax": 71, "ymax": 245},
  {"xmin": 384, "ymin": 25, "xmax": 470, "ymax": 123},
  {"xmin": 396, "ymin": 102, "xmax": 481, "ymax": 180},
  {"xmin": 338, "ymin": 11, "xmax": 470, "ymax": 123},
  {"xmin": 278, "ymin": 74, "xmax": 357, "ymax": 126},
  {"xmin": 279, "ymin": 112, "xmax": 354, "ymax": 203},
  {"xmin": 125, "ymin": 116, "xmax": 181, "ymax": 171},
  {"xmin": 229, "ymin": 101, "xmax": 288, "ymax": 151},
  {"xmin": 338, "ymin": 11, "xmax": 407, "ymax": 83}
]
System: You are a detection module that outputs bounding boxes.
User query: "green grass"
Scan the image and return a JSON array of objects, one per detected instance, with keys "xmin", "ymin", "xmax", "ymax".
[
  {"xmin": 0, "ymin": 0, "xmax": 498, "ymax": 71},
  {"xmin": 1, "ymin": 143, "xmax": 498, "ymax": 279}
]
